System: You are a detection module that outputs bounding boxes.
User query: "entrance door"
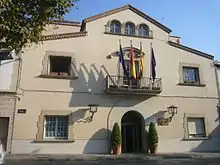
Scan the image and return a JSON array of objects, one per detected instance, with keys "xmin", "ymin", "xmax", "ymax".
[
  {"xmin": 0, "ymin": 117, "xmax": 9, "ymax": 151},
  {"xmin": 121, "ymin": 111, "xmax": 144, "ymax": 153}
]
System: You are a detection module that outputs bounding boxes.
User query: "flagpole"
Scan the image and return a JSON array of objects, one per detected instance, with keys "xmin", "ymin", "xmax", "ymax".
[
  {"xmin": 129, "ymin": 40, "xmax": 132, "ymax": 87},
  {"xmin": 150, "ymin": 42, "xmax": 152, "ymax": 88},
  {"xmin": 118, "ymin": 39, "xmax": 121, "ymax": 86}
]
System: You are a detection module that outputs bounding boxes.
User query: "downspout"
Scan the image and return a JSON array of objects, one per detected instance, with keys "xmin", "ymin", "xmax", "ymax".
[
  {"xmin": 214, "ymin": 62, "xmax": 220, "ymax": 124},
  {"xmin": 10, "ymin": 51, "xmax": 23, "ymax": 154}
]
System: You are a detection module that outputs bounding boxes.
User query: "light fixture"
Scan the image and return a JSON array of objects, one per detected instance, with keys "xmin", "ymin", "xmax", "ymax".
[
  {"xmin": 157, "ymin": 105, "xmax": 178, "ymax": 125},
  {"xmin": 167, "ymin": 105, "xmax": 178, "ymax": 116},
  {"xmin": 88, "ymin": 104, "xmax": 99, "ymax": 121}
]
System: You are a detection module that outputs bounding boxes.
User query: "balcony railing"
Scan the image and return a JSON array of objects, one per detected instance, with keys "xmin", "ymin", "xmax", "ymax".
[{"xmin": 105, "ymin": 75, "xmax": 162, "ymax": 96}]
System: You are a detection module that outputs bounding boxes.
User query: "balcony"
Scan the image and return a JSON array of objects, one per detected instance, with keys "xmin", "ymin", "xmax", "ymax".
[{"xmin": 105, "ymin": 75, "xmax": 162, "ymax": 96}]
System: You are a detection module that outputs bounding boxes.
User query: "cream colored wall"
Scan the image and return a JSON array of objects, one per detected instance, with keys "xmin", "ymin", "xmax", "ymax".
[
  {"xmin": 42, "ymin": 24, "xmax": 80, "ymax": 36},
  {"xmin": 12, "ymin": 9, "xmax": 220, "ymax": 153}
]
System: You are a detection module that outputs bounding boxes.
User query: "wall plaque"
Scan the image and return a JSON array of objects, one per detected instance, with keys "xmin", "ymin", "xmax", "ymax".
[{"xmin": 17, "ymin": 109, "xmax": 26, "ymax": 114}]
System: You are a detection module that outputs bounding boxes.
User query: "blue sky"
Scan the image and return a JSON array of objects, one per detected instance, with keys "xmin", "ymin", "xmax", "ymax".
[{"xmin": 65, "ymin": 0, "xmax": 220, "ymax": 60}]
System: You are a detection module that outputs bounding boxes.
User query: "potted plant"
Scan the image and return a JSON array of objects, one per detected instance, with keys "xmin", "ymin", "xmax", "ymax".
[
  {"xmin": 148, "ymin": 122, "xmax": 158, "ymax": 154},
  {"xmin": 111, "ymin": 122, "xmax": 122, "ymax": 155}
]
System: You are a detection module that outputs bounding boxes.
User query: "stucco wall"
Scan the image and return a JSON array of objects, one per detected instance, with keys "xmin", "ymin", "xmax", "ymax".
[
  {"xmin": 42, "ymin": 24, "xmax": 80, "ymax": 36},
  {"xmin": 12, "ymin": 8, "xmax": 220, "ymax": 154}
]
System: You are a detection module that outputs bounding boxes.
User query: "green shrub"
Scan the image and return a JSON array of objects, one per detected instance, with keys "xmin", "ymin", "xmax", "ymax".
[
  {"xmin": 148, "ymin": 122, "xmax": 158, "ymax": 147},
  {"xmin": 111, "ymin": 122, "xmax": 122, "ymax": 147}
]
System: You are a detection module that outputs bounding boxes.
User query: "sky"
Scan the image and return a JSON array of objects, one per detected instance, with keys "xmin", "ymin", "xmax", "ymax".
[{"xmin": 65, "ymin": 0, "xmax": 220, "ymax": 60}]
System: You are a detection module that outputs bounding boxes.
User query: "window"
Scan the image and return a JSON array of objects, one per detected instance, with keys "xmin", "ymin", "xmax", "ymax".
[
  {"xmin": 49, "ymin": 56, "xmax": 71, "ymax": 76},
  {"xmin": 138, "ymin": 24, "xmax": 149, "ymax": 37},
  {"xmin": 44, "ymin": 115, "xmax": 69, "ymax": 140},
  {"xmin": 125, "ymin": 22, "xmax": 135, "ymax": 35},
  {"xmin": 183, "ymin": 67, "xmax": 200, "ymax": 84},
  {"xmin": 110, "ymin": 20, "xmax": 121, "ymax": 34},
  {"xmin": 187, "ymin": 117, "xmax": 206, "ymax": 138}
]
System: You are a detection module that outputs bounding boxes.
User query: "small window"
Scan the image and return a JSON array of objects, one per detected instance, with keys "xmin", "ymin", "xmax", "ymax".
[
  {"xmin": 110, "ymin": 20, "xmax": 121, "ymax": 34},
  {"xmin": 125, "ymin": 22, "xmax": 135, "ymax": 35},
  {"xmin": 138, "ymin": 24, "xmax": 149, "ymax": 37},
  {"xmin": 49, "ymin": 56, "xmax": 71, "ymax": 76},
  {"xmin": 44, "ymin": 115, "xmax": 69, "ymax": 140},
  {"xmin": 183, "ymin": 67, "xmax": 200, "ymax": 84},
  {"xmin": 187, "ymin": 117, "xmax": 206, "ymax": 138}
]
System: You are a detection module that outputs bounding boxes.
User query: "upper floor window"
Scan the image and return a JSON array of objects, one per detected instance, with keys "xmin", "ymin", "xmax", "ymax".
[
  {"xmin": 138, "ymin": 24, "xmax": 149, "ymax": 37},
  {"xmin": 125, "ymin": 22, "xmax": 135, "ymax": 35},
  {"xmin": 110, "ymin": 20, "xmax": 121, "ymax": 34},
  {"xmin": 49, "ymin": 56, "xmax": 71, "ymax": 76},
  {"xmin": 183, "ymin": 66, "xmax": 200, "ymax": 84}
]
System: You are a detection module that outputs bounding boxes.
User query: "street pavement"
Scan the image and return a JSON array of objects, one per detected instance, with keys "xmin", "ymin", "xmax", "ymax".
[{"xmin": 3, "ymin": 153, "xmax": 220, "ymax": 165}]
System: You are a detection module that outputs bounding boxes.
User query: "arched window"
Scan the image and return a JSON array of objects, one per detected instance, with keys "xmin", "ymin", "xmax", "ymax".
[
  {"xmin": 125, "ymin": 22, "xmax": 135, "ymax": 35},
  {"xmin": 110, "ymin": 20, "xmax": 121, "ymax": 34},
  {"xmin": 138, "ymin": 24, "xmax": 149, "ymax": 37}
]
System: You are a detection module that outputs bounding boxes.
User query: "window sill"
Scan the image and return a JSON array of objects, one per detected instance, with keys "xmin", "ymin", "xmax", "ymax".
[
  {"xmin": 38, "ymin": 74, "xmax": 78, "ymax": 80},
  {"xmin": 33, "ymin": 139, "xmax": 75, "ymax": 143},
  {"xmin": 104, "ymin": 32, "xmax": 153, "ymax": 39},
  {"xmin": 177, "ymin": 83, "xmax": 206, "ymax": 87},
  {"xmin": 182, "ymin": 137, "xmax": 210, "ymax": 141}
]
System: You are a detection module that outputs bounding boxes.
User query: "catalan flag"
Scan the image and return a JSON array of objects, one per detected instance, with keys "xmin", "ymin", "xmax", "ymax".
[
  {"xmin": 139, "ymin": 42, "xmax": 144, "ymax": 78},
  {"xmin": 130, "ymin": 42, "xmax": 136, "ymax": 79}
]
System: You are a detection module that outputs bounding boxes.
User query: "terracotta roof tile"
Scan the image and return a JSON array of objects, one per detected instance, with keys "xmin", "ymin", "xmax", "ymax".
[
  {"xmin": 41, "ymin": 32, "xmax": 87, "ymax": 41},
  {"xmin": 51, "ymin": 20, "xmax": 81, "ymax": 27}
]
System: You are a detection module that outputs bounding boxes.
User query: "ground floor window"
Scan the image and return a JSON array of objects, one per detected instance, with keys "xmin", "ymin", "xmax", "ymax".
[
  {"xmin": 44, "ymin": 115, "xmax": 69, "ymax": 140},
  {"xmin": 187, "ymin": 117, "xmax": 206, "ymax": 138}
]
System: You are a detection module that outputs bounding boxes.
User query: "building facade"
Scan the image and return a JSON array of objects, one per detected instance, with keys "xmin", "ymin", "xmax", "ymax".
[
  {"xmin": 0, "ymin": 50, "xmax": 20, "ymax": 153},
  {"xmin": 11, "ymin": 5, "xmax": 220, "ymax": 154}
]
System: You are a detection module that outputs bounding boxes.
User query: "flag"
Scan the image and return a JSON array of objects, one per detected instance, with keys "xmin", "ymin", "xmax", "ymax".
[
  {"xmin": 151, "ymin": 45, "xmax": 156, "ymax": 81},
  {"xmin": 130, "ymin": 43, "xmax": 136, "ymax": 79},
  {"xmin": 119, "ymin": 42, "xmax": 129, "ymax": 79},
  {"xmin": 139, "ymin": 43, "xmax": 144, "ymax": 78}
]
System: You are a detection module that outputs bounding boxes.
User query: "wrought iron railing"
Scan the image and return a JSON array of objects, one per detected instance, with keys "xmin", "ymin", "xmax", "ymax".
[
  {"xmin": 106, "ymin": 75, "xmax": 162, "ymax": 91},
  {"xmin": 104, "ymin": 25, "xmax": 153, "ymax": 38}
]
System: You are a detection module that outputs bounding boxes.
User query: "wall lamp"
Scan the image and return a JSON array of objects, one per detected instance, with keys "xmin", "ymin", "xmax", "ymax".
[
  {"xmin": 88, "ymin": 104, "xmax": 99, "ymax": 121},
  {"xmin": 157, "ymin": 105, "xmax": 178, "ymax": 125}
]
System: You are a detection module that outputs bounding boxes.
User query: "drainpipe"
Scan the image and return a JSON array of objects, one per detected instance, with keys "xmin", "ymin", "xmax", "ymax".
[
  {"xmin": 214, "ymin": 61, "xmax": 220, "ymax": 124},
  {"xmin": 10, "ymin": 51, "xmax": 23, "ymax": 154}
]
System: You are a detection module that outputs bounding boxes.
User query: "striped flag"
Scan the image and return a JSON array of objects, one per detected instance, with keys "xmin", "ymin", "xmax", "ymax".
[
  {"xmin": 130, "ymin": 42, "xmax": 136, "ymax": 79},
  {"xmin": 139, "ymin": 42, "xmax": 144, "ymax": 78}
]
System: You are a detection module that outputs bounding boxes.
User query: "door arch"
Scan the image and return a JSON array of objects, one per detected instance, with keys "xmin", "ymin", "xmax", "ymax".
[{"xmin": 121, "ymin": 110, "xmax": 145, "ymax": 153}]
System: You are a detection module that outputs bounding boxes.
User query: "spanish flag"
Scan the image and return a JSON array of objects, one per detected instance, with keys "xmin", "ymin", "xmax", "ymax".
[
  {"xmin": 139, "ymin": 42, "xmax": 144, "ymax": 78},
  {"xmin": 130, "ymin": 42, "xmax": 136, "ymax": 79}
]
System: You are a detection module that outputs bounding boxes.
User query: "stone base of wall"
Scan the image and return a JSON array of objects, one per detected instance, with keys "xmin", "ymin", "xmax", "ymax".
[
  {"xmin": 11, "ymin": 137, "xmax": 220, "ymax": 154},
  {"xmin": 158, "ymin": 137, "xmax": 220, "ymax": 153},
  {"xmin": 11, "ymin": 139, "xmax": 110, "ymax": 154}
]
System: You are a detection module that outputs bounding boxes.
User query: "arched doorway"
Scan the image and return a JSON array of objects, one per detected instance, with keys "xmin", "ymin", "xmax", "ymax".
[{"xmin": 121, "ymin": 111, "xmax": 145, "ymax": 153}]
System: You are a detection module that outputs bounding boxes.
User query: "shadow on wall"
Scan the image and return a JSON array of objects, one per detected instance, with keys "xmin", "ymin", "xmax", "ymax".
[
  {"xmin": 192, "ymin": 123, "xmax": 220, "ymax": 152},
  {"xmin": 145, "ymin": 111, "xmax": 166, "ymax": 126},
  {"xmin": 83, "ymin": 128, "xmax": 111, "ymax": 154},
  {"xmin": 68, "ymin": 63, "xmax": 147, "ymax": 108}
]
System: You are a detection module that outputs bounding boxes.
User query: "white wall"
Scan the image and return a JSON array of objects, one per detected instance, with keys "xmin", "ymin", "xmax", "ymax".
[{"xmin": 0, "ymin": 59, "xmax": 14, "ymax": 91}]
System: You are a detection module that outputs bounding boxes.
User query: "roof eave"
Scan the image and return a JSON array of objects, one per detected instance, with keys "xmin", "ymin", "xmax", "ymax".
[{"xmin": 168, "ymin": 41, "xmax": 214, "ymax": 60}]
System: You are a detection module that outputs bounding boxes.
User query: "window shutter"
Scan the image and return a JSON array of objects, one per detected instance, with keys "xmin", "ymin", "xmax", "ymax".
[
  {"xmin": 187, "ymin": 118, "xmax": 196, "ymax": 135},
  {"xmin": 70, "ymin": 57, "xmax": 78, "ymax": 77},
  {"xmin": 195, "ymin": 118, "xmax": 205, "ymax": 135},
  {"xmin": 41, "ymin": 54, "xmax": 49, "ymax": 75}
]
